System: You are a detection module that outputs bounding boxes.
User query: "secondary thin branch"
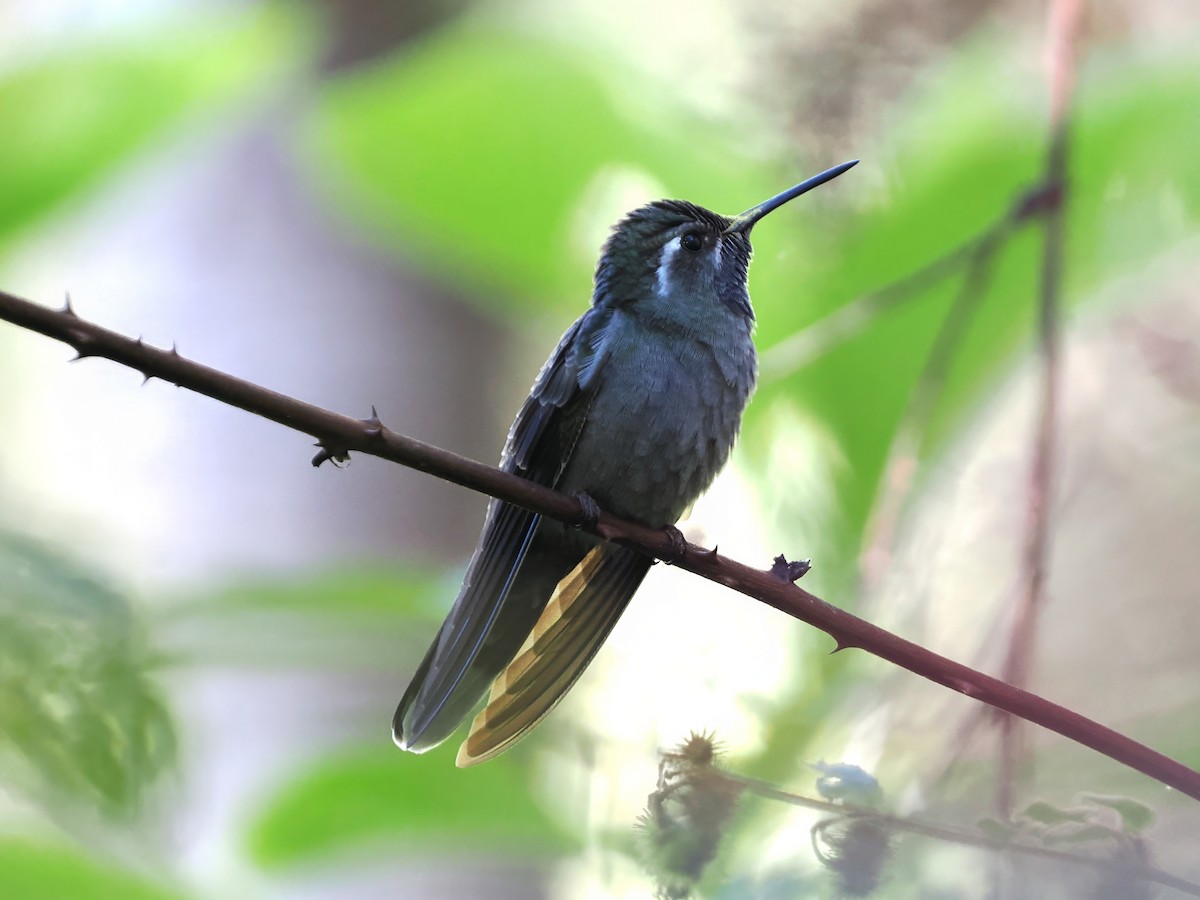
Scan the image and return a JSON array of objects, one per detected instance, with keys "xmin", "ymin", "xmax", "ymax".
[
  {"xmin": 997, "ymin": 0, "xmax": 1083, "ymax": 817},
  {"xmin": 2, "ymin": 287, "xmax": 1199, "ymax": 803}
]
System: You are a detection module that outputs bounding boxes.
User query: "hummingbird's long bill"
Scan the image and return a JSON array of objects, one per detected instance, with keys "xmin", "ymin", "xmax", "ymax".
[{"xmin": 723, "ymin": 159, "xmax": 859, "ymax": 234}]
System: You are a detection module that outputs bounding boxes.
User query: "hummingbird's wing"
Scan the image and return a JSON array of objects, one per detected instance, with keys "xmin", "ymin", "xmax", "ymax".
[
  {"xmin": 394, "ymin": 309, "xmax": 616, "ymax": 753},
  {"xmin": 456, "ymin": 542, "xmax": 651, "ymax": 766}
]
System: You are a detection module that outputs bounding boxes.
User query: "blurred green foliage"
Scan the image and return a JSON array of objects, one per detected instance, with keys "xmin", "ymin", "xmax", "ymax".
[
  {"xmin": 302, "ymin": 24, "xmax": 1200, "ymax": 892},
  {"xmin": 0, "ymin": 4, "xmax": 1197, "ymax": 898},
  {"xmin": 752, "ymin": 47, "xmax": 1200, "ymax": 584},
  {"xmin": 307, "ymin": 26, "xmax": 1200, "ymax": 596},
  {"xmin": 0, "ymin": 840, "xmax": 183, "ymax": 900},
  {"xmin": 305, "ymin": 23, "xmax": 775, "ymax": 315},
  {"xmin": 248, "ymin": 743, "xmax": 575, "ymax": 868},
  {"xmin": 0, "ymin": 533, "xmax": 174, "ymax": 815},
  {"xmin": 0, "ymin": 7, "xmax": 303, "ymax": 252}
]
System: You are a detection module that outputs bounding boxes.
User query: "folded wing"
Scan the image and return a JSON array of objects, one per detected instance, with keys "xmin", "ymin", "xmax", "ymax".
[{"xmin": 394, "ymin": 309, "xmax": 615, "ymax": 753}]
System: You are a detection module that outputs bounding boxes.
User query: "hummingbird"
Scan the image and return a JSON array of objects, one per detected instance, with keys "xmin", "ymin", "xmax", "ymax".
[{"xmin": 394, "ymin": 160, "xmax": 858, "ymax": 766}]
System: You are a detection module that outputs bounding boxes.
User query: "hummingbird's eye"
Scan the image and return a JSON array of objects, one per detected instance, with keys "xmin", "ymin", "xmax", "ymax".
[{"xmin": 679, "ymin": 231, "xmax": 703, "ymax": 253}]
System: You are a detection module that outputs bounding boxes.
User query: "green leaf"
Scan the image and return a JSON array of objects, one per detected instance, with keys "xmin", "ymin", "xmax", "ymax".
[
  {"xmin": 0, "ymin": 533, "xmax": 175, "ymax": 815},
  {"xmin": 1079, "ymin": 793, "xmax": 1156, "ymax": 833},
  {"xmin": 744, "ymin": 48, "xmax": 1200, "ymax": 587},
  {"xmin": 0, "ymin": 7, "xmax": 304, "ymax": 249},
  {"xmin": 248, "ymin": 743, "xmax": 576, "ymax": 868},
  {"xmin": 182, "ymin": 565, "xmax": 446, "ymax": 619},
  {"xmin": 158, "ymin": 566, "xmax": 450, "ymax": 672},
  {"xmin": 0, "ymin": 840, "xmax": 183, "ymax": 900},
  {"xmin": 305, "ymin": 23, "xmax": 778, "ymax": 316}
]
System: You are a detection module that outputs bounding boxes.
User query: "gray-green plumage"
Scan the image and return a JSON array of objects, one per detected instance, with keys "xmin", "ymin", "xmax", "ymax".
[{"xmin": 394, "ymin": 161, "xmax": 858, "ymax": 762}]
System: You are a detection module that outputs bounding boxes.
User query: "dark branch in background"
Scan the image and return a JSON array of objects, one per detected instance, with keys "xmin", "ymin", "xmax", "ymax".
[
  {"xmin": 3, "ymin": 288, "xmax": 1200, "ymax": 804},
  {"xmin": 759, "ymin": 231, "xmax": 994, "ymax": 381},
  {"xmin": 643, "ymin": 733, "xmax": 1197, "ymax": 897},
  {"xmin": 733, "ymin": 775, "xmax": 1200, "ymax": 896},
  {"xmin": 857, "ymin": 182, "xmax": 1064, "ymax": 590},
  {"xmin": 996, "ymin": 0, "xmax": 1082, "ymax": 818},
  {"xmin": 860, "ymin": 224, "xmax": 1010, "ymax": 588},
  {"xmin": 757, "ymin": 180, "xmax": 1060, "ymax": 384}
]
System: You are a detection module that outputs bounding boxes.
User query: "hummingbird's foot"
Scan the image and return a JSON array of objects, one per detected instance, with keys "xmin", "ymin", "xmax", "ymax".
[
  {"xmin": 662, "ymin": 525, "xmax": 688, "ymax": 564},
  {"xmin": 571, "ymin": 491, "xmax": 602, "ymax": 529}
]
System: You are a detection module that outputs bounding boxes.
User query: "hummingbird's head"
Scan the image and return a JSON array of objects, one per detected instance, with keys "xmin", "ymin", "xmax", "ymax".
[
  {"xmin": 592, "ymin": 160, "xmax": 858, "ymax": 328},
  {"xmin": 594, "ymin": 199, "xmax": 753, "ymax": 322}
]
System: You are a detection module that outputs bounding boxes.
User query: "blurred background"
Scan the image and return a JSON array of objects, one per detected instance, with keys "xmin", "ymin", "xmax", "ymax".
[{"xmin": 0, "ymin": 0, "xmax": 1198, "ymax": 896}]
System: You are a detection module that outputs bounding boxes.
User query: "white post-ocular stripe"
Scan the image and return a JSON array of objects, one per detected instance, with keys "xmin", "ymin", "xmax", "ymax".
[{"xmin": 655, "ymin": 238, "xmax": 681, "ymax": 298}]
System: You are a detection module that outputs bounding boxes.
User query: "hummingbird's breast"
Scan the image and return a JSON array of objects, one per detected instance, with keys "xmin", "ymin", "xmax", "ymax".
[{"xmin": 556, "ymin": 310, "xmax": 757, "ymax": 528}]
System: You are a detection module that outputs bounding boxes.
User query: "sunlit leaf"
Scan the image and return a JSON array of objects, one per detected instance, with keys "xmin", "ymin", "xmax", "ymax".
[
  {"xmin": 247, "ymin": 743, "xmax": 576, "ymax": 867},
  {"xmin": 744, "ymin": 50, "xmax": 1200, "ymax": 587}
]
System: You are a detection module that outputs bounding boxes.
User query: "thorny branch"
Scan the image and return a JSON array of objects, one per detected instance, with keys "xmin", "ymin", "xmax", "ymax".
[{"xmin": 1, "ymin": 287, "xmax": 1199, "ymax": 804}]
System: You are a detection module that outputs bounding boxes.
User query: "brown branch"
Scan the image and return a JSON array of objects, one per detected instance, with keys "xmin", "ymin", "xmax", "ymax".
[{"xmin": 2, "ymin": 287, "xmax": 1200, "ymax": 803}]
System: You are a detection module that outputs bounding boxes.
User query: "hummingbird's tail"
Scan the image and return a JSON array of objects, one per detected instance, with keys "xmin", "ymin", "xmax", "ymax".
[
  {"xmin": 456, "ymin": 543, "xmax": 651, "ymax": 766},
  {"xmin": 393, "ymin": 548, "xmax": 567, "ymax": 754},
  {"xmin": 393, "ymin": 508, "xmax": 588, "ymax": 754}
]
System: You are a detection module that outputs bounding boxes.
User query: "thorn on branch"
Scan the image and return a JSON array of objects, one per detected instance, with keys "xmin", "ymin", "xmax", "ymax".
[
  {"xmin": 61, "ymin": 292, "xmax": 77, "ymax": 317},
  {"xmin": 68, "ymin": 328, "xmax": 97, "ymax": 360},
  {"xmin": 770, "ymin": 554, "xmax": 812, "ymax": 582},
  {"xmin": 361, "ymin": 405, "xmax": 385, "ymax": 441},
  {"xmin": 170, "ymin": 341, "xmax": 180, "ymax": 357},
  {"xmin": 311, "ymin": 441, "xmax": 351, "ymax": 469}
]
